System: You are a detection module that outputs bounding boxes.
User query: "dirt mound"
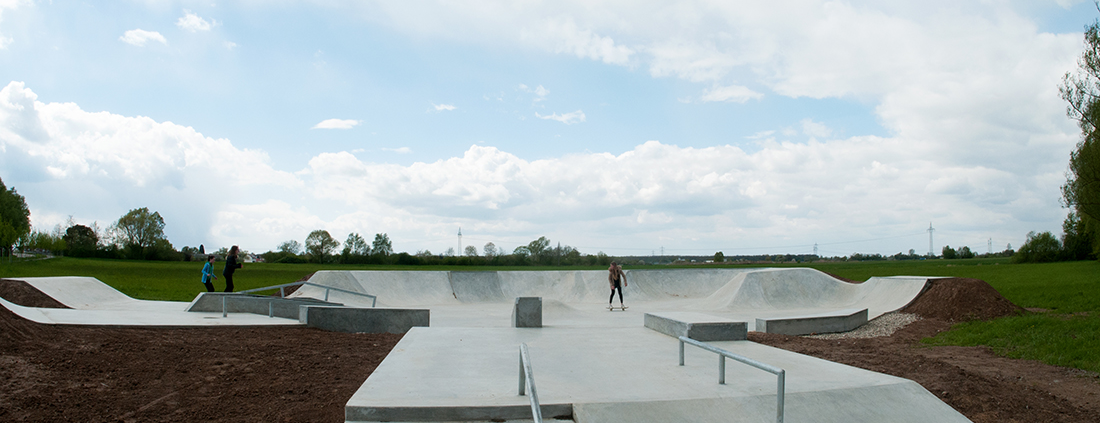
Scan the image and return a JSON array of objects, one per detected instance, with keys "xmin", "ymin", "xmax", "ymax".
[
  {"xmin": 0, "ymin": 279, "xmax": 68, "ymax": 309},
  {"xmin": 903, "ymin": 277, "xmax": 1025, "ymax": 322}
]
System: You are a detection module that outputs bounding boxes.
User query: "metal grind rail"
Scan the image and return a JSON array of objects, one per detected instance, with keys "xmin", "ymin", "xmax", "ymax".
[
  {"xmin": 517, "ymin": 343, "xmax": 543, "ymax": 423},
  {"xmin": 220, "ymin": 282, "xmax": 378, "ymax": 317},
  {"xmin": 678, "ymin": 336, "xmax": 786, "ymax": 423}
]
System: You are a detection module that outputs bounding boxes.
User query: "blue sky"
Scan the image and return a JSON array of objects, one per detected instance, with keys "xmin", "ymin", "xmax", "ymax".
[{"xmin": 0, "ymin": 1, "xmax": 1095, "ymax": 257}]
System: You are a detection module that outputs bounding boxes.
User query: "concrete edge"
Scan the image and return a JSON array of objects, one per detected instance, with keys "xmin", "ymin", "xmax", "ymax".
[
  {"xmin": 755, "ymin": 308, "xmax": 868, "ymax": 336},
  {"xmin": 644, "ymin": 312, "xmax": 748, "ymax": 341},
  {"xmin": 299, "ymin": 305, "xmax": 429, "ymax": 334},
  {"xmin": 345, "ymin": 403, "xmax": 573, "ymax": 422}
]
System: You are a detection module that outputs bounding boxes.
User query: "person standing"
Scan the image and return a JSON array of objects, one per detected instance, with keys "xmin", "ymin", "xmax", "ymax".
[
  {"xmin": 608, "ymin": 262, "xmax": 627, "ymax": 309},
  {"xmin": 200, "ymin": 255, "xmax": 217, "ymax": 292},
  {"xmin": 222, "ymin": 245, "xmax": 243, "ymax": 293}
]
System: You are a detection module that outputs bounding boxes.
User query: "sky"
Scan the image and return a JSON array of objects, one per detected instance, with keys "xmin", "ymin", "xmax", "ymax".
[{"xmin": 0, "ymin": 0, "xmax": 1095, "ymax": 258}]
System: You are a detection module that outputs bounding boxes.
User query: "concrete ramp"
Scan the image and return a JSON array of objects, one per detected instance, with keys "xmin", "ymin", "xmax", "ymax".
[
  {"xmin": 299, "ymin": 268, "xmax": 930, "ymax": 325},
  {"xmin": 297, "ymin": 271, "xmax": 458, "ymax": 307},
  {"xmin": 1, "ymin": 277, "xmax": 301, "ymax": 326},
  {"xmin": 16, "ymin": 276, "xmax": 178, "ymax": 310}
]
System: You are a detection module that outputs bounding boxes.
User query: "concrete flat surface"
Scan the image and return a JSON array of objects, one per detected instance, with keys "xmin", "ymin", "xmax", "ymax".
[
  {"xmin": 347, "ymin": 327, "xmax": 969, "ymax": 422},
  {"xmin": 286, "ymin": 268, "xmax": 966, "ymax": 422},
  {"xmin": 2, "ymin": 277, "xmax": 301, "ymax": 327}
]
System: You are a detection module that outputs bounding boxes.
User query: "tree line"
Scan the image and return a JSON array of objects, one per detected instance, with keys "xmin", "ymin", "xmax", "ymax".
[
  {"xmin": 0, "ymin": 194, "xmax": 615, "ymax": 267},
  {"xmin": 264, "ymin": 233, "xmax": 614, "ymax": 267}
]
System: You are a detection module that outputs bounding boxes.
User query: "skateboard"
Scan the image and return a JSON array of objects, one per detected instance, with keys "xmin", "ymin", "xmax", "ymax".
[{"xmin": 607, "ymin": 305, "xmax": 628, "ymax": 311}]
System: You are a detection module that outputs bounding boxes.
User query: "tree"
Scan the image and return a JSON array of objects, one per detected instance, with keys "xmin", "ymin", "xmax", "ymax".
[
  {"xmin": 1061, "ymin": 10, "xmax": 1100, "ymax": 257},
  {"xmin": 1013, "ymin": 231, "xmax": 1062, "ymax": 263},
  {"xmin": 941, "ymin": 245, "xmax": 957, "ymax": 260},
  {"xmin": 63, "ymin": 224, "xmax": 99, "ymax": 257},
  {"xmin": 958, "ymin": 246, "xmax": 975, "ymax": 259},
  {"xmin": 714, "ymin": 251, "xmax": 725, "ymax": 262},
  {"xmin": 1062, "ymin": 211, "xmax": 1097, "ymax": 260},
  {"xmin": 305, "ymin": 230, "xmax": 339, "ymax": 263},
  {"xmin": 344, "ymin": 233, "xmax": 370, "ymax": 255},
  {"xmin": 277, "ymin": 240, "xmax": 302, "ymax": 255},
  {"xmin": 525, "ymin": 236, "xmax": 550, "ymax": 264},
  {"xmin": 483, "ymin": 242, "xmax": 498, "ymax": 257},
  {"xmin": 371, "ymin": 233, "xmax": 392, "ymax": 256},
  {"xmin": 0, "ymin": 177, "xmax": 31, "ymax": 255},
  {"xmin": 464, "ymin": 245, "xmax": 478, "ymax": 256},
  {"xmin": 112, "ymin": 207, "xmax": 167, "ymax": 259}
]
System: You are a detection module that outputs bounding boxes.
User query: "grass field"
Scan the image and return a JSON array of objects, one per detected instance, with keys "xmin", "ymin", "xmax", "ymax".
[{"xmin": 2, "ymin": 257, "xmax": 1097, "ymax": 372}]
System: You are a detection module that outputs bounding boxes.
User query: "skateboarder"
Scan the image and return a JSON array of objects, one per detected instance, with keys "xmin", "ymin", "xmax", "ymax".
[{"xmin": 608, "ymin": 262, "xmax": 626, "ymax": 310}]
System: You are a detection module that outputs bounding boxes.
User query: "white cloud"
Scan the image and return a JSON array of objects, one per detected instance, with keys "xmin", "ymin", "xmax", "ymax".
[
  {"xmin": 523, "ymin": 17, "xmax": 635, "ymax": 65},
  {"xmin": 119, "ymin": 29, "xmax": 167, "ymax": 47},
  {"xmin": 176, "ymin": 10, "xmax": 213, "ymax": 32},
  {"xmin": 433, "ymin": 103, "xmax": 456, "ymax": 111},
  {"xmin": 699, "ymin": 85, "xmax": 763, "ymax": 103},
  {"xmin": 383, "ymin": 147, "xmax": 412, "ymax": 154},
  {"xmin": 800, "ymin": 119, "xmax": 832, "ymax": 139},
  {"xmin": 0, "ymin": 81, "xmax": 300, "ymax": 249},
  {"xmin": 519, "ymin": 84, "xmax": 550, "ymax": 102},
  {"xmin": 536, "ymin": 110, "xmax": 585, "ymax": 125},
  {"xmin": 224, "ymin": 41, "xmax": 238, "ymax": 50},
  {"xmin": 312, "ymin": 119, "xmax": 360, "ymax": 129},
  {"xmin": 1, "ymin": 80, "xmax": 1069, "ymax": 255}
]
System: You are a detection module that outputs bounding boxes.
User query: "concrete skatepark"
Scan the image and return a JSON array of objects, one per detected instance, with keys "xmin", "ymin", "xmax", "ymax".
[{"xmin": 2, "ymin": 268, "xmax": 972, "ymax": 422}]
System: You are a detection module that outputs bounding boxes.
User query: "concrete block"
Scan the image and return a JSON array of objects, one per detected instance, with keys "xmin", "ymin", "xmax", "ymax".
[
  {"xmin": 186, "ymin": 292, "xmax": 338, "ymax": 319},
  {"xmin": 512, "ymin": 297, "xmax": 542, "ymax": 328},
  {"xmin": 755, "ymin": 308, "xmax": 868, "ymax": 336},
  {"xmin": 644, "ymin": 312, "xmax": 747, "ymax": 341},
  {"xmin": 299, "ymin": 305, "xmax": 429, "ymax": 334}
]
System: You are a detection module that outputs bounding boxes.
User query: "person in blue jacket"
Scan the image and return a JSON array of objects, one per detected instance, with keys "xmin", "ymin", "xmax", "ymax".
[
  {"xmin": 200, "ymin": 255, "xmax": 217, "ymax": 292},
  {"xmin": 222, "ymin": 245, "xmax": 244, "ymax": 292}
]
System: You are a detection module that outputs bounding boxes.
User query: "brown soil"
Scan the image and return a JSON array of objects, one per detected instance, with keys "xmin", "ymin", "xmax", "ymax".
[
  {"xmin": 751, "ymin": 278, "xmax": 1100, "ymax": 423},
  {"xmin": 2, "ymin": 277, "xmax": 1099, "ymax": 422},
  {"xmin": 0, "ymin": 279, "xmax": 402, "ymax": 422}
]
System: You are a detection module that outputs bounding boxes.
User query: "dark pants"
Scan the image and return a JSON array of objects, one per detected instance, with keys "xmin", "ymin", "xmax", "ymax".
[
  {"xmin": 609, "ymin": 282, "xmax": 623, "ymax": 304},
  {"xmin": 203, "ymin": 281, "xmax": 215, "ymax": 292},
  {"xmin": 223, "ymin": 273, "xmax": 234, "ymax": 292}
]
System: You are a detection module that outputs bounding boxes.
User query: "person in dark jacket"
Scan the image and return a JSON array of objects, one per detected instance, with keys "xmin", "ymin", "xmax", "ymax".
[{"xmin": 222, "ymin": 245, "xmax": 244, "ymax": 292}]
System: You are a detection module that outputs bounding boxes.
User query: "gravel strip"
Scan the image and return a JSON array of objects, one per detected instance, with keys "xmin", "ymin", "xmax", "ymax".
[{"xmin": 805, "ymin": 312, "xmax": 921, "ymax": 340}]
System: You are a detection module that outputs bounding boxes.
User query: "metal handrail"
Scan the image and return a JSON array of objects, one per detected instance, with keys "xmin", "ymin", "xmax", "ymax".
[
  {"xmin": 236, "ymin": 281, "xmax": 377, "ymax": 307},
  {"xmin": 218, "ymin": 282, "xmax": 378, "ymax": 318},
  {"xmin": 678, "ymin": 336, "xmax": 785, "ymax": 423},
  {"xmin": 517, "ymin": 343, "xmax": 543, "ymax": 423}
]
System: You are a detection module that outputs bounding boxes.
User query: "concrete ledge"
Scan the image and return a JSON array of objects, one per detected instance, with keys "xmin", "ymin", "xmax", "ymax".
[
  {"xmin": 299, "ymin": 306, "xmax": 429, "ymax": 334},
  {"xmin": 755, "ymin": 308, "xmax": 868, "ymax": 336},
  {"xmin": 186, "ymin": 292, "xmax": 339, "ymax": 319},
  {"xmin": 345, "ymin": 403, "xmax": 573, "ymax": 422},
  {"xmin": 644, "ymin": 312, "xmax": 747, "ymax": 341},
  {"xmin": 512, "ymin": 297, "xmax": 542, "ymax": 328}
]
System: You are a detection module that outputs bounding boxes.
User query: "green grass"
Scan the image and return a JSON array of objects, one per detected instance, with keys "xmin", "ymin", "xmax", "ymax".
[
  {"xmin": 922, "ymin": 313, "xmax": 1100, "ymax": 373},
  {"xmin": 3, "ymin": 256, "xmax": 1098, "ymax": 372}
]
